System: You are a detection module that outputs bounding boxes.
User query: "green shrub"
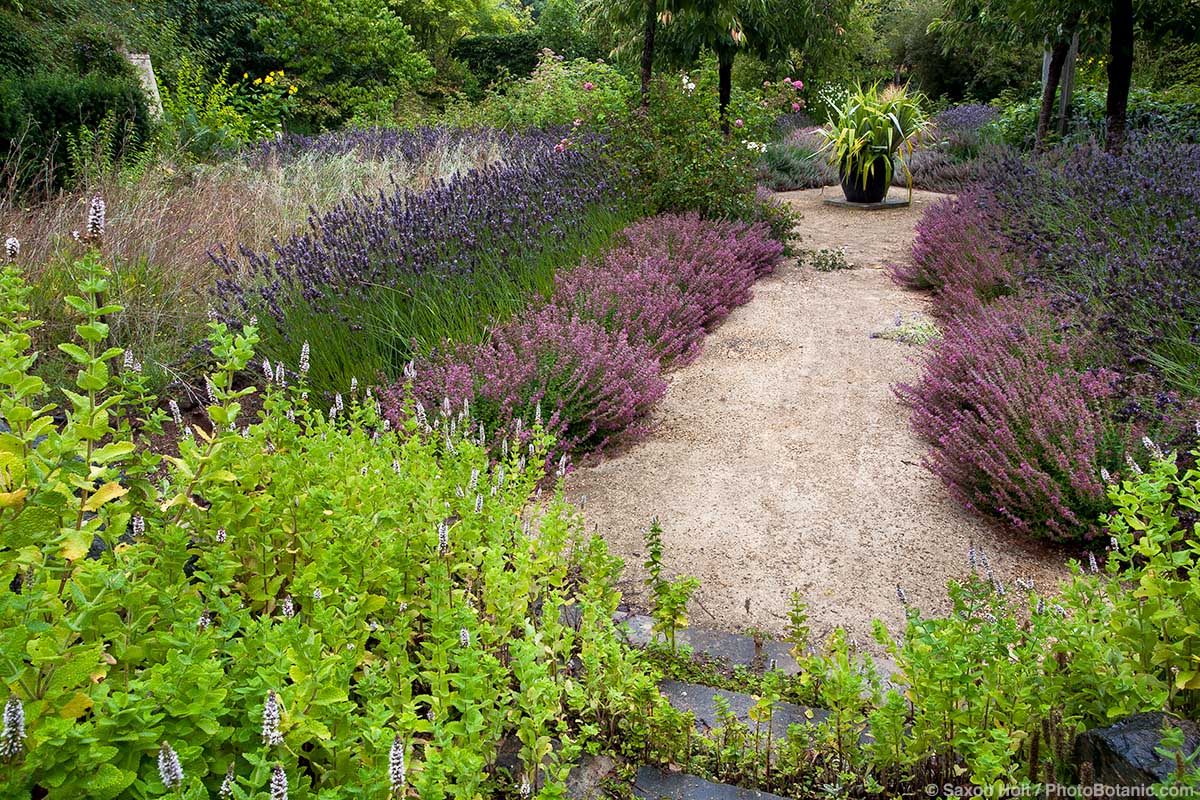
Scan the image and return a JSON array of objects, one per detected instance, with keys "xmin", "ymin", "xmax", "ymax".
[
  {"xmin": 452, "ymin": 32, "xmax": 542, "ymax": 91},
  {"xmin": 0, "ymin": 252, "xmax": 668, "ymax": 797},
  {"xmin": 536, "ymin": 0, "xmax": 601, "ymax": 62},
  {"xmin": 252, "ymin": 0, "xmax": 433, "ymax": 128},
  {"xmin": 478, "ymin": 51, "xmax": 635, "ymax": 129},
  {"xmin": 605, "ymin": 72, "xmax": 761, "ymax": 224},
  {"xmin": 0, "ymin": 70, "xmax": 151, "ymax": 191},
  {"xmin": 159, "ymin": 59, "xmax": 298, "ymax": 159}
]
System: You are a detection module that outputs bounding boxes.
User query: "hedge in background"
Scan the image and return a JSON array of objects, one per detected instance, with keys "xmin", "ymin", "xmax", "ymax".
[
  {"xmin": 452, "ymin": 32, "xmax": 542, "ymax": 92},
  {"xmin": 0, "ymin": 71, "xmax": 151, "ymax": 190}
]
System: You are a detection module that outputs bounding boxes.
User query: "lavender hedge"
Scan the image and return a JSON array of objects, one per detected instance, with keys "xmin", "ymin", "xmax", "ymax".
[
  {"xmin": 897, "ymin": 136, "xmax": 1200, "ymax": 541},
  {"xmin": 384, "ymin": 214, "xmax": 783, "ymax": 465},
  {"xmin": 212, "ymin": 128, "xmax": 636, "ymax": 394}
]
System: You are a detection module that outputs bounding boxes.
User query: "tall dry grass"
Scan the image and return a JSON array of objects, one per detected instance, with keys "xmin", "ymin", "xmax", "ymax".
[{"xmin": 0, "ymin": 134, "xmax": 509, "ymax": 394}]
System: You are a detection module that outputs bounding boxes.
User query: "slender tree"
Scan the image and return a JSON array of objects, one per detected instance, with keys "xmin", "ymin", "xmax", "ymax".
[
  {"xmin": 585, "ymin": 0, "xmax": 698, "ymax": 103},
  {"xmin": 1104, "ymin": 0, "xmax": 1134, "ymax": 153},
  {"xmin": 934, "ymin": 0, "xmax": 1102, "ymax": 147},
  {"xmin": 659, "ymin": 0, "xmax": 813, "ymax": 131}
]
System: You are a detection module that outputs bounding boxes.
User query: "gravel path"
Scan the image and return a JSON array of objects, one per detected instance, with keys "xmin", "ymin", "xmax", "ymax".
[{"xmin": 564, "ymin": 186, "xmax": 1071, "ymax": 649}]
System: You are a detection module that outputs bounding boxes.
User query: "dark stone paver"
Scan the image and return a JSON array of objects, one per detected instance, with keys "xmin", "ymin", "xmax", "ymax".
[
  {"xmin": 633, "ymin": 766, "xmax": 791, "ymax": 800},
  {"xmin": 1075, "ymin": 712, "xmax": 1200, "ymax": 787},
  {"xmin": 658, "ymin": 679, "xmax": 829, "ymax": 741},
  {"xmin": 616, "ymin": 614, "xmax": 803, "ymax": 675}
]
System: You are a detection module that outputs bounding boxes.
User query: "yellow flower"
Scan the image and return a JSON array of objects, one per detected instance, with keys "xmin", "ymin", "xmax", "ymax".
[
  {"xmin": 264, "ymin": 76, "xmax": 274, "ymax": 84},
  {"xmin": 253, "ymin": 78, "xmax": 262, "ymax": 85},
  {"xmin": 243, "ymin": 72, "xmax": 249, "ymax": 79},
  {"xmin": 289, "ymin": 85, "xmax": 297, "ymax": 95}
]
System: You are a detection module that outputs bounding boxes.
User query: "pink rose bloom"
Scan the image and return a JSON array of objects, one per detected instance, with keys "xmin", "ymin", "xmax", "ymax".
[
  {"xmin": 734, "ymin": 118, "xmax": 744, "ymax": 128},
  {"xmin": 583, "ymin": 81, "xmax": 594, "ymax": 91},
  {"xmin": 573, "ymin": 118, "xmax": 583, "ymax": 127},
  {"xmin": 792, "ymin": 79, "xmax": 804, "ymax": 89},
  {"xmin": 792, "ymin": 102, "xmax": 801, "ymax": 112}
]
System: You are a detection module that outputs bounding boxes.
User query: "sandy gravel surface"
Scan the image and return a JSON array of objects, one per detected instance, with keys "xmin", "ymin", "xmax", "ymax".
[{"xmin": 564, "ymin": 186, "xmax": 1072, "ymax": 650}]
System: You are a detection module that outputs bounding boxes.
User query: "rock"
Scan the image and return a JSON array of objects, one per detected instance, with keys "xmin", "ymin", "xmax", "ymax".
[
  {"xmin": 633, "ymin": 766, "xmax": 790, "ymax": 799},
  {"xmin": 1075, "ymin": 712, "xmax": 1200, "ymax": 786},
  {"xmin": 566, "ymin": 754, "xmax": 618, "ymax": 800}
]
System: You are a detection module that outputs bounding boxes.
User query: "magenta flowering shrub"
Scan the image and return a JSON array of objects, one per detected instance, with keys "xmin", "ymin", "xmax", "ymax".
[
  {"xmin": 889, "ymin": 188, "xmax": 1022, "ymax": 321},
  {"xmin": 897, "ymin": 298, "xmax": 1134, "ymax": 541},
  {"xmin": 392, "ymin": 306, "xmax": 666, "ymax": 463},
  {"xmin": 384, "ymin": 213, "xmax": 783, "ymax": 464},
  {"xmin": 617, "ymin": 213, "xmax": 779, "ymax": 329},
  {"xmin": 894, "ymin": 141, "xmax": 1200, "ymax": 541},
  {"xmin": 554, "ymin": 252, "xmax": 708, "ymax": 368}
]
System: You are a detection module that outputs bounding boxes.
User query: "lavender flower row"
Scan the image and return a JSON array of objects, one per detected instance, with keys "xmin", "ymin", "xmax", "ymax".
[{"xmin": 211, "ymin": 128, "xmax": 628, "ymax": 329}]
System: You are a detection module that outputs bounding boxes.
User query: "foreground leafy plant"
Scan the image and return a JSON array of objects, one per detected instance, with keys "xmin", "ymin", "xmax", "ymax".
[
  {"xmin": 643, "ymin": 519, "xmax": 699, "ymax": 653},
  {"xmin": 0, "ymin": 251, "xmax": 665, "ymax": 798},
  {"xmin": 873, "ymin": 446, "xmax": 1200, "ymax": 791}
]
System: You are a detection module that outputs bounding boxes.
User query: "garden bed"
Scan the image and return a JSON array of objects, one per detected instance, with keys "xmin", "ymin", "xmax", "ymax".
[{"xmin": 564, "ymin": 188, "xmax": 1069, "ymax": 649}]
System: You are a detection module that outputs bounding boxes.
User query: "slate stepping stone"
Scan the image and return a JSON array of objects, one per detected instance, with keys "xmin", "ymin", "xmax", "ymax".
[
  {"xmin": 633, "ymin": 766, "xmax": 791, "ymax": 800},
  {"xmin": 616, "ymin": 614, "xmax": 802, "ymax": 675},
  {"xmin": 657, "ymin": 679, "xmax": 829, "ymax": 740}
]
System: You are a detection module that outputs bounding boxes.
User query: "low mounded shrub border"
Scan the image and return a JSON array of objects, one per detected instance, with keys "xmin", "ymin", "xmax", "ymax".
[
  {"xmin": 384, "ymin": 213, "xmax": 785, "ymax": 466},
  {"xmin": 894, "ymin": 138, "xmax": 1200, "ymax": 542}
]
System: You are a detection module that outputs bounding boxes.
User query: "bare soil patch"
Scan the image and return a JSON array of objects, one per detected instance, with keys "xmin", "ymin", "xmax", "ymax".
[{"xmin": 565, "ymin": 187, "xmax": 1071, "ymax": 650}]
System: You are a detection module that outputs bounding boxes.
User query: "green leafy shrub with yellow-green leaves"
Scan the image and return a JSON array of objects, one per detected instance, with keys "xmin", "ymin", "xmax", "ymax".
[
  {"xmin": 869, "ymin": 446, "xmax": 1200, "ymax": 793},
  {"xmin": 0, "ymin": 234, "xmax": 669, "ymax": 797}
]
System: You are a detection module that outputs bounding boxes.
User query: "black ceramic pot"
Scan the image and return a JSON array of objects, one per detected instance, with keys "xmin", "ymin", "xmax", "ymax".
[{"xmin": 838, "ymin": 157, "xmax": 891, "ymax": 203}]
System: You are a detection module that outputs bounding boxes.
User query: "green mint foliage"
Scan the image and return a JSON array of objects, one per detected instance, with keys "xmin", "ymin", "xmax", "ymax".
[
  {"xmin": 643, "ymin": 518, "xmax": 700, "ymax": 654},
  {"xmin": 870, "ymin": 447, "xmax": 1200, "ymax": 791},
  {"xmin": 0, "ymin": 255, "xmax": 665, "ymax": 798}
]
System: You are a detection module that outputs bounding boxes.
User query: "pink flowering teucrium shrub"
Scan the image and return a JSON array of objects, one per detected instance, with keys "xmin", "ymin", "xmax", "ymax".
[
  {"xmin": 894, "ymin": 141, "xmax": 1200, "ymax": 542},
  {"xmin": 397, "ymin": 305, "xmax": 667, "ymax": 464},
  {"xmin": 616, "ymin": 213, "xmax": 781, "ymax": 328},
  {"xmin": 385, "ymin": 214, "xmax": 783, "ymax": 465},
  {"xmin": 896, "ymin": 298, "xmax": 1135, "ymax": 541},
  {"xmin": 889, "ymin": 188, "xmax": 1021, "ymax": 320}
]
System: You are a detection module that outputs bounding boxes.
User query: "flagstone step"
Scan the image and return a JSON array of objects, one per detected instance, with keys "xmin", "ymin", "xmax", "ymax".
[
  {"xmin": 633, "ymin": 766, "xmax": 793, "ymax": 800},
  {"xmin": 615, "ymin": 613, "xmax": 802, "ymax": 675}
]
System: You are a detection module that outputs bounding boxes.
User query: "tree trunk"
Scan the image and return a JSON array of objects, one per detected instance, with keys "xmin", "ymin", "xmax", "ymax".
[
  {"xmin": 718, "ymin": 49, "xmax": 734, "ymax": 134},
  {"xmin": 640, "ymin": 0, "xmax": 657, "ymax": 105},
  {"xmin": 1105, "ymin": 0, "xmax": 1134, "ymax": 154},
  {"xmin": 1057, "ymin": 31, "xmax": 1080, "ymax": 135},
  {"xmin": 1037, "ymin": 37, "xmax": 1070, "ymax": 149}
]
